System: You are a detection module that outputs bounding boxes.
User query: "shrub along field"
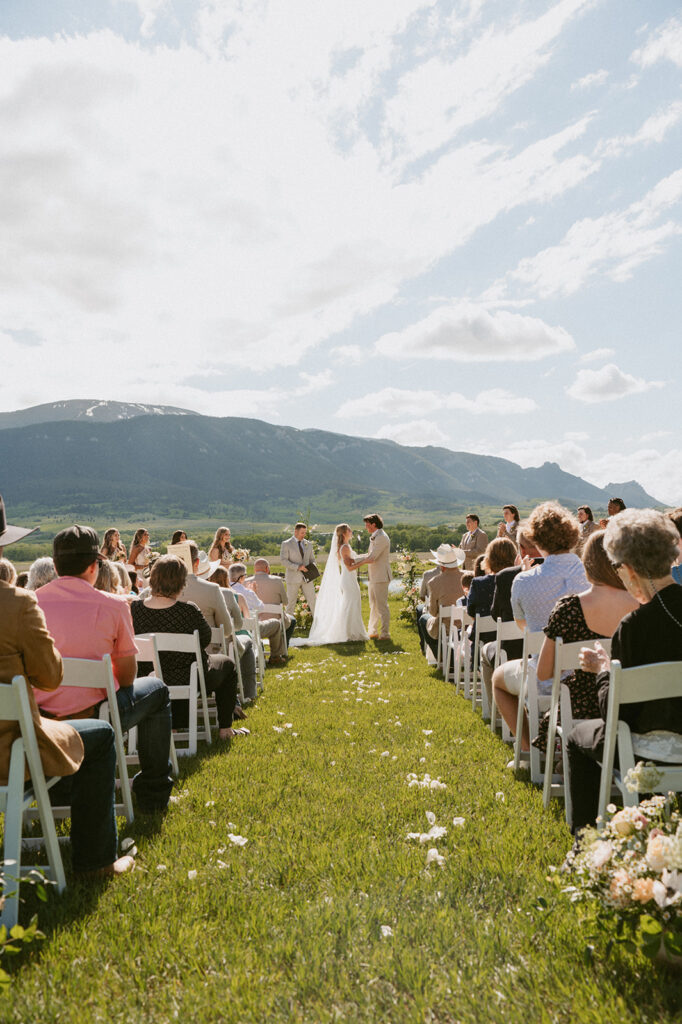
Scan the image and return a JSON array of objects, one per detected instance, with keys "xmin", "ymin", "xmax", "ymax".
[{"xmin": 5, "ymin": 597, "xmax": 681, "ymax": 1023}]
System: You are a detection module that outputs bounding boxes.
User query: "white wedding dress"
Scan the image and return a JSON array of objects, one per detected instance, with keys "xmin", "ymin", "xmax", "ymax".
[{"xmin": 306, "ymin": 535, "xmax": 369, "ymax": 645}]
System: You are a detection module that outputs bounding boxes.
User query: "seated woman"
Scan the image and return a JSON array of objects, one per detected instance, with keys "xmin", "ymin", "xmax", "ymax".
[
  {"xmin": 467, "ymin": 537, "xmax": 517, "ymax": 693},
  {"xmin": 100, "ymin": 528, "xmax": 127, "ymax": 563},
  {"xmin": 27, "ymin": 556, "xmax": 57, "ymax": 591},
  {"xmin": 567, "ymin": 509, "xmax": 682, "ymax": 831},
  {"xmin": 0, "ymin": 558, "xmax": 17, "ymax": 585},
  {"xmin": 131, "ymin": 555, "xmax": 243, "ymax": 741},
  {"xmin": 128, "ymin": 528, "xmax": 152, "ymax": 572},
  {"xmin": 93, "ymin": 559, "xmax": 121, "ymax": 595},
  {"xmin": 492, "ymin": 502, "xmax": 588, "ymax": 753},
  {"xmin": 209, "ymin": 527, "xmax": 235, "ymax": 565},
  {"xmin": 533, "ymin": 531, "xmax": 637, "ymax": 753}
]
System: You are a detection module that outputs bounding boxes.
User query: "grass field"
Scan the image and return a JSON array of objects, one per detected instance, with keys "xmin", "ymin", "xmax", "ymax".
[{"xmin": 4, "ymin": 597, "xmax": 682, "ymax": 1022}]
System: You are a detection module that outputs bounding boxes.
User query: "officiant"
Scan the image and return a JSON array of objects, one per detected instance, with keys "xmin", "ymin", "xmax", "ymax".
[{"xmin": 280, "ymin": 522, "xmax": 317, "ymax": 616}]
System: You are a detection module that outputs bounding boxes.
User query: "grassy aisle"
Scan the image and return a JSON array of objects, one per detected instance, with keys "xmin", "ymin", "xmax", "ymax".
[{"xmin": 5, "ymin": 599, "xmax": 682, "ymax": 1022}]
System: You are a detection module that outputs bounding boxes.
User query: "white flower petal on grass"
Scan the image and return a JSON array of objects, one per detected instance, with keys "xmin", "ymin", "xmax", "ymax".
[
  {"xmin": 425, "ymin": 848, "xmax": 446, "ymax": 867},
  {"xmin": 380, "ymin": 751, "xmax": 390, "ymax": 757},
  {"xmin": 423, "ymin": 729, "xmax": 433, "ymax": 736},
  {"xmin": 209, "ymin": 820, "xmax": 216, "ymax": 827},
  {"xmin": 392, "ymin": 755, "xmax": 397, "ymax": 761},
  {"xmin": 227, "ymin": 822, "xmax": 237, "ymax": 830},
  {"xmin": 188, "ymin": 869, "xmax": 198, "ymax": 880},
  {"xmin": 156, "ymin": 864, "xmax": 167, "ymax": 872},
  {"xmin": 205, "ymin": 800, "xmax": 215, "ymax": 807},
  {"xmin": 425, "ymin": 742, "xmax": 432, "ymax": 748},
  {"xmin": 406, "ymin": 832, "xmax": 422, "ymax": 840},
  {"xmin": 426, "ymin": 811, "xmax": 436, "ymax": 826},
  {"xmin": 380, "ymin": 925, "xmax": 394, "ymax": 938},
  {"xmin": 228, "ymin": 833, "xmax": 248, "ymax": 847},
  {"xmin": 419, "ymin": 757, "xmax": 426, "ymax": 763},
  {"xmin": 495, "ymin": 792, "xmax": 505, "ymax": 801},
  {"xmin": 216, "ymin": 860, "xmax": 228, "ymax": 870},
  {"xmin": 273, "ymin": 725, "xmax": 284, "ymax": 733},
  {"xmin": 284, "ymin": 723, "xmax": 293, "ymax": 729},
  {"xmin": 452, "ymin": 817, "xmax": 466, "ymax": 827}
]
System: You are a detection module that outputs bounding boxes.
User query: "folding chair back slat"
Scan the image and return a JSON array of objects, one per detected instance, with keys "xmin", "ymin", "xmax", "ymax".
[
  {"xmin": 136, "ymin": 631, "xmax": 212, "ymax": 756},
  {"xmin": 512, "ymin": 630, "xmax": 545, "ymax": 772},
  {"xmin": 133, "ymin": 635, "xmax": 178, "ymax": 776}
]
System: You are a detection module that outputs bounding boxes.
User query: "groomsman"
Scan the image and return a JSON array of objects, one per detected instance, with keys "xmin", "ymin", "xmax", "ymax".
[{"xmin": 280, "ymin": 522, "xmax": 317, "ymax": 616}]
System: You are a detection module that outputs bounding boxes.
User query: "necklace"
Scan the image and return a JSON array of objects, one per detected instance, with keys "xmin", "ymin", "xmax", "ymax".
[{"xmin": 648, "ymin": 575, "xmax": 682, "ymax": 631}]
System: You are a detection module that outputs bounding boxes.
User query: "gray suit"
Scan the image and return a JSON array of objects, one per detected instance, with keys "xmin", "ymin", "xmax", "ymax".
[{"xmin": 280, "ymin": 536, "xmax": 317, "ymax": 615}]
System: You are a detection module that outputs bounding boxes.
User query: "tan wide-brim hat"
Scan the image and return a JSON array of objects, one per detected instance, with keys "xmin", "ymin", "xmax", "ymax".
[
  {"xmin": 0, "ymin": 494, "xmax": 38, "ymax": 547},
  {"xmin": 430, "ymin": 544, "xmax": 465, "ymax": 568}
]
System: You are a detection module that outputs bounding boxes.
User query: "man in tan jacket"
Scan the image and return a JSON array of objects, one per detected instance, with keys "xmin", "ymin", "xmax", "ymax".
[
  {"xmin": 362, "ymin": 513, "xmax": 392, "ymax": 640},
  {"xmin": 0, "ymin": 520, "xmax": 132, "ymax": 876},
  {"xmin": 418, "ymin": 544, "xmax": 465, "ymax": 661}
]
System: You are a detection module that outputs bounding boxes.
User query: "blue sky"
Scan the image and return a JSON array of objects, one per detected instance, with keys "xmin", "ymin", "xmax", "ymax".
[{"xmin": 1, "ymin": 1, "xmax": 680, "ymax": 501}]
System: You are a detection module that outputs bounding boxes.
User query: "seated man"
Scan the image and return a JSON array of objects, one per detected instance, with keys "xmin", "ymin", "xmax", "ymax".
[
  {"xmin": 35, "ymin": 526, "xmax": 172, "ymax": 814},
  {"xmin": 418, "ymin": 545, "xmax": 465, "ymax": 662},
  {"xmin": 250, "ymin": 558, "xmax": 296, "ymax": 644},
  {"xmin": 230, "ymin": 561, "xmax": 289, "ymax": 666},
  {"xmin": 0, "ymin": 507, "xmax": 132, "ymax": 876},
  {"xmin": 415, "ymin": 560, "xmax": 440, "ymax": 647},
  {"xmin": 183, "ymin": 545, "xmax": 256, "ymax": 705}
]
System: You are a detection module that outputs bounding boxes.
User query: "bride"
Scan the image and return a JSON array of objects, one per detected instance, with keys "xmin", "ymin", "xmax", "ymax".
[{"xmin": 307, "ymin": 523, "xmax": 369, "ymax": 644}]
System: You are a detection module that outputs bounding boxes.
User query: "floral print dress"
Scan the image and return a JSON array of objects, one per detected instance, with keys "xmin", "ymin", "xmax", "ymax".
[{"xmin": 533, "ymin": 594, "xmax": 606, "ymax": 752}]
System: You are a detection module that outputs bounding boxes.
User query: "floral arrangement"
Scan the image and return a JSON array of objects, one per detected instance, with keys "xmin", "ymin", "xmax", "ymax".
[
  {"xmin": 561, "ymin": 781, "xmax": 682, "ymax": 963},
  {"xmin": 232, "ymin": 547, "xmax": 250, "ymax": 564},
  {"xmin": 393, "ymin": 547, "xmax": 422, "ymax": 622},
  {"xmin": 294, "ymin": 592, "xmax": 314, "ymax": 631}
]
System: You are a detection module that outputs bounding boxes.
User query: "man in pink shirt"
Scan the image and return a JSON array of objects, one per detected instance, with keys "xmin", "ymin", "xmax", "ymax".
[{"xmin": 36, "ymin": 525, "xmax": 172, "ymax": 814}]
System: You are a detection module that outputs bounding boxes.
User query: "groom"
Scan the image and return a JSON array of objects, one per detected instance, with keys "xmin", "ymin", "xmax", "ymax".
[{"xmin": 362, "ymin": 513, "xmax": 391, "ymax": 640}]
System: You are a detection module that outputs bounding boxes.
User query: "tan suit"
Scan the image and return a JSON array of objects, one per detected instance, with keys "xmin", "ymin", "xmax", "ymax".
[
  {"xmin": 0, "ymin": 580, "xmax": 83, "ymax": 783},
  {"xmin": 280, "ymin": 536, "xmax": 317, "ymax": 615},
  {"xmin": 419, "ymin": 566, "xmax": 440, "ymax": 601},
  {"xmin": 367, "ymin": 528, "xmax": 391, "ymax": 638},
  {"xmin": 426, "ymin": 569, "xmax": 464, "ymax": 639},
  {"xmin": 460, "ymin": 528, "xmax": 488, "ymax": 571}
]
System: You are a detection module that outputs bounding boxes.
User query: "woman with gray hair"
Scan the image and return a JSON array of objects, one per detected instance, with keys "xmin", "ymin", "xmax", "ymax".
[
  {"xmin": 26, "ymin": 556, "xmax": 57, "ymax": 591},
  {"xmin": 566, "ymin": 508, "xmax": 682, "ymax": 832}
]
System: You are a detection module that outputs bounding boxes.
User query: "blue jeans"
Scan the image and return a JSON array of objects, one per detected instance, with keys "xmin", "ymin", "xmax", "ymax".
[
  {"xmin": 418, "ymin": 612, "xmax": 438, "ymax": 659},
  {"xmin": 116, "ymin": 678, "xmax": 173, "ymax": 812},
  {"xmin": 49, "ymin": 718, "xmax": 118, "ymax": 873}
]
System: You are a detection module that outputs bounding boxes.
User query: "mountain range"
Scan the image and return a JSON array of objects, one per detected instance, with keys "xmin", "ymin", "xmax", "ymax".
[{"xmin": 0, "ymin": 400, "xmax": 661, "ymax": 520}]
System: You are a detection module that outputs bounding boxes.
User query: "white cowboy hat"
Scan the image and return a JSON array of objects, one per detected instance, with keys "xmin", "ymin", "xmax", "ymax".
[
  {"xmin": 0, "ymin": 494, "xmax": 38, "ymax": 547},
  {"xmin": 430, "ymin": 544, "xmax": 465, "ymax": 567},
  {"xmin": 195, "ymin": 550, "xmax": 212, "ymax": 577}
]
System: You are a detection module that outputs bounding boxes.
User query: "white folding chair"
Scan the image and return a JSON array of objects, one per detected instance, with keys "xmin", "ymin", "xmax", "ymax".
[
  {"xmin": 512, "ymin": 630, "xmax": 546, "ymax": 773},
  {"xmin": 1, "ymin": 678, "xmax": 66, "ymax": 930},
  {"xmin": 490, "ymin": 619, "xmax": 524, "ymax": 737},
  {"xmin": 243, "ymin": 616, "xmax": 265, "ymax": 691},
  {"xmin": 436, "ymin": 605, "xmax": 456, "ymax": 671},
  {"xmin": 471, "ymin": 614, "xmax": 497, "ymax": 717},
  {"xmin": 542, "ymin": 637, "xmax": 612, "ymax": 822},
  {"xmin": 53, "ymin": 655, "xmax": 134, "ymax": 823},
  {"xmin": 136, "ymin": 631, "xmax": 212, "ymax": 757},
  {"xmin": 212, "ymin": 624, "xmax": 245, "ymax": 704},
  {"xmin": 597, "ymin": 660, "xmax": 682, "ymax": 826},
  {"xmin": 133, "ymin": 635, "xmax": 179, "ymax": 776},
  {"xmin": 259, "ymin": 603, "xmax": 289, "ymax": 655},
  {"xmin": 443, "ymin": 607, "xmax": 470, "ymax": 687}
]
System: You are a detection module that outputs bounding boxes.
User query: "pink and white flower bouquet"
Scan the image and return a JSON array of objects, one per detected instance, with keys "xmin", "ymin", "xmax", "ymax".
[{"xmin": 561, "ymin": 791, "xmax": 682, "ymax": 963}]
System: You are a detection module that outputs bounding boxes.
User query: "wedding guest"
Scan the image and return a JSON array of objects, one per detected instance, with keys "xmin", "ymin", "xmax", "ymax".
[
  {"xmin": 100, "ymin": 529, "xmax": 127, "ymax": 562},
  {"xmin": 35, "ymin": 526, "xmax": 173, "ymax": 814},
  {"xmin": 668, "ymin": 507, "xmax": 682, "ymax": 585},
  {"xmin": 129, "ymin": 528, "xmax": 152, "ymax": 572},
  {"xmin": 466, "ymin": 538, "xmax": 517, "ymax": 659},
  {"xmin": 0, "ymin": 558, "xmax": 17, "ymax": 585},
  {"xmin": 599, "ymin": 497, "xmax": 626, "ymax": 529},
  {"xmin": 418, "ymin": 545, "xmax": 465, "ymax": 662},
  {"xmin": 15, "ymin": 571, "xmax": 28, "ymax": 588},
  {"xmin": 532, "ymin": 530, "xmax": 637, "ymax": 753},
  {"xmin": 251, "ymin": 558, "xmax": 295, "ymax": 645},
  {"xmin": 132, "ymin": 555, "xmax": 243, "ymax": 741},
  {"xmin": 497, "ymin": 504, "xmax": 520, "ymax": 544},
  {"xmin": 473, "ymin": 554, "xmax": 486, "ymax": 578},
  {"xmin": 170, "ymin": 530, "xmax": 187, "ymax": 546},
  {"xmin": 27, "ymin": 556, "xmax": 57, "ymax": 591},
  {"xmin": 566, "ymin": 509, "xmax": 682, "ymax": 831},
  {"xmin": 460, "ymin": 514, "xmax": 488, "ymax": 571},
  {"xmin": 208, "ymin": 566, "xmax": 258, "ymax": 702},
  {"xmin": 458, "ymin": 572, "xmax": 474, "ymax": 607},
  {"xmin": 232, "ymin": 561, "xmax": 290, "ymax": 666},
  {"xmin": 113, "ymin": 561, "xmax": 133, "ymax": 596},
  {"xmin": 94, "ymin": 559, "xmax": 120, "ymax": 594},
  {"xmin": 492, "ymin": 502, "xmax": 587, "ymax": 754},
  {"xmin": 0, "ymin": 558, "xmax": 134, "ymax": 877},
  {"xmin": 209, "ymin": 527, "xmax": 235, "ymax": 565}
]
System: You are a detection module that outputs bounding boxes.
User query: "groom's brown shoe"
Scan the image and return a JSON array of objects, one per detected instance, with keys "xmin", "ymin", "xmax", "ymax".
[{"xmin": 369, "ymin": 633, "xmax": 379, "ymax": 639}]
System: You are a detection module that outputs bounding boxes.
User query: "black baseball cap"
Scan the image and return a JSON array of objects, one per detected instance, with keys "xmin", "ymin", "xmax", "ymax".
[{"xmin": 53, "ymin": 525, "xmax": 103, "ymax": 562}]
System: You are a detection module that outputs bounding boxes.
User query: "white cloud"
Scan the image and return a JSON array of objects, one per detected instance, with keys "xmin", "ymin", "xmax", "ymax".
[
  {"xmin": 496, "ymin": 170, "xmax": 682, "ymax": 299},
  {"xmin": 579, "ymin": 347, "xmax": 615, "ymax": 363},
  {"xmin": 375, "ymin": 420, "xmax": 449, "ymax": 447},
  {"xmin": 571, "ymin": 69, "xmax": 609, "ymax": 90},
  {"xmin": 632, "ymin": 15, "xmax": 682, "ymax": 69},
  {"xmin": 330, "ymin": 344, "xmax": 364, "ymax": 365},
  {"xmin": 374, "ymin": 305, "xmax": 574, "ymax": 362},
  {"xmin": 121, "ymin": 0, "xmax": 168, "ymax": 37},
  {"xmin": 336, "ymin": 386, "xmax": 536, "ymax": 419},
  {"xmin": 597, "ymin": 102, "xmax": 682, "ymax": 158},
  {"xmin": 566, "ymin": 363, "xmax": 665, "ymax": 403}
]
